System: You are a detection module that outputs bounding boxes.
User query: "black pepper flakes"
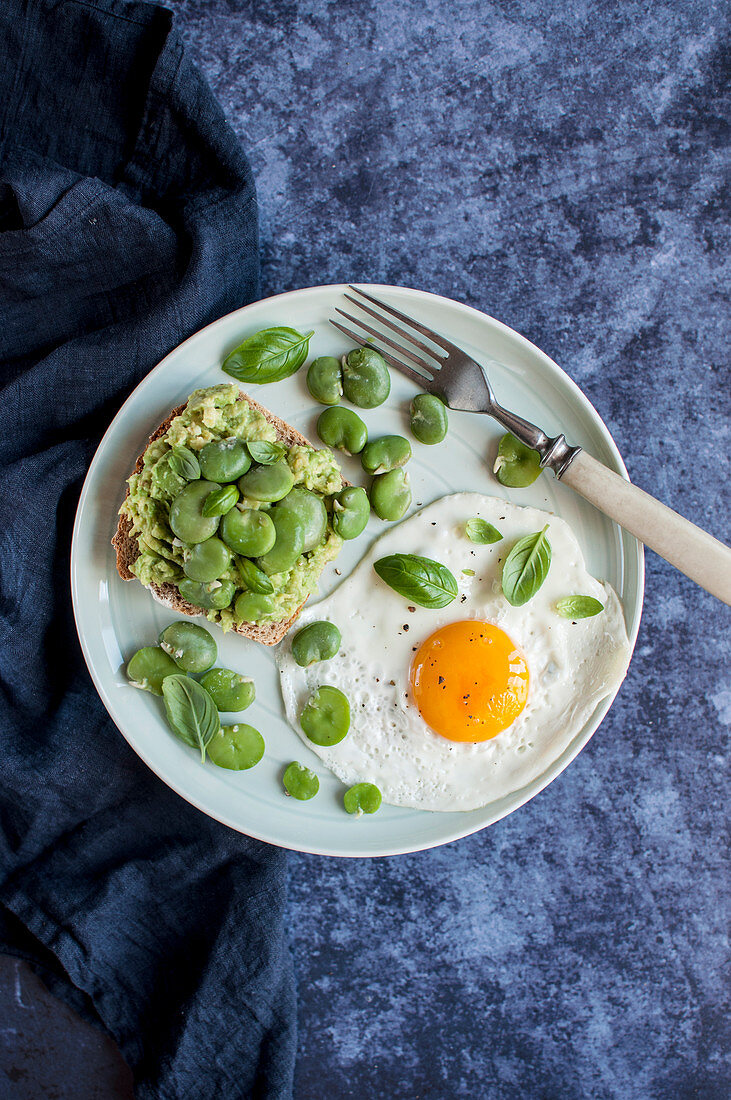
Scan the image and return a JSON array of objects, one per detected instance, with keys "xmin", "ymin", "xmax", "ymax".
[
  {"xmin": 408, "ymin": 606, "xmax": 416, "ymax": 613},
  {"xmin": 403, "ymin": 624, "xmax": 409, "ymax": 632}
]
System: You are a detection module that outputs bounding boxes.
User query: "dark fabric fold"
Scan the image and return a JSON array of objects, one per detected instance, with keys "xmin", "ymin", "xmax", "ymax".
[{"xmin": 0, "ymin": 1, "xmax": 295, "ymax": 1096}]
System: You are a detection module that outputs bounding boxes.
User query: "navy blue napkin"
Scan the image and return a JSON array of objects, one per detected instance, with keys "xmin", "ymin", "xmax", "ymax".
[{"xmin": 0, "ymin": 1, "xmax": 296, "ymax": 1096}]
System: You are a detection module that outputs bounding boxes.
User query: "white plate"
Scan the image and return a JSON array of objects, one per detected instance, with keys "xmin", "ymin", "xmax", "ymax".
[{"xmin": 71, "ymin": 284, "xmax": 644, "ymax": 857}]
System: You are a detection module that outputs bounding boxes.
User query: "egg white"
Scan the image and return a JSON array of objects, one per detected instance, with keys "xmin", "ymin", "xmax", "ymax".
[{"xmin": 276, "ymin": 493, "xmax": 631, "ymax": 812}]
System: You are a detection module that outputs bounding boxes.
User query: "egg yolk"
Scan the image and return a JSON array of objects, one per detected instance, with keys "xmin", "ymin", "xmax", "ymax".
[{"xmin": 410, "ymin": 621, "xmax": 529, "ymax": 743}]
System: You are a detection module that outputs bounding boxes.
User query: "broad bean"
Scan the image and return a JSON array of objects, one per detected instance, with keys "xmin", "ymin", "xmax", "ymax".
[
  {"xmin": 183, "ymin": 536, "xmax": 231, "ymax": 583},
  {"xmin": 300, "ymin": 685, "xmax": 350, "ymax": 746},
  {"xmin": 410, "ymin": 393, "xmax": 448, "ymax": 445},
  {"xmin": 361, "ymin": 435, "xmax": 411, "ymax": 475},
  {"xmin": 331, "ymin": 486, "xmax": 369, "ymax": 540},
  {"xmin": 317, "ymin": 407, "xmax": 368, "ymax": 455},
  {"xmin": 159, "ymin": 621, "xmax": 217, "ymax": 674},
  {"xmin": 307, "ymin": 356, "xmax": 342, "ymax": 405},
  {"xmin": 221, "ymin": 507, "xmax": 276, "ymax": 557},
  {"xmin": 369, "ymin": 468, "xmax": 411, "ymax": 521},
  {"xmin": 291, "ymin": 621, "xmax": 341, "ymax": 667},
  {"xmin": 200, "ymin": 668, "xmax": 256, "ymax": 712},
  {"xmin": 238, "ymin": 459, "xmax": 294, "ymax": 502},
  {"xmin": 198, "ymin": 438, "xmax": 251, "ymax": 482},
  {"xmin": 169, "ymin": 480, "xmax": 221, "ymax": 544},
  {"xmin": 342, "ymin": 348, "xmax": 390, "ymax": 408}
]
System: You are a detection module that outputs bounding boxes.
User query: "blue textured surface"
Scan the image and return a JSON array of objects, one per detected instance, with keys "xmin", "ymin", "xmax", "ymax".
[{"xmin": 171, "ymin": 3, "xmax": 729, "ymax": 1096}]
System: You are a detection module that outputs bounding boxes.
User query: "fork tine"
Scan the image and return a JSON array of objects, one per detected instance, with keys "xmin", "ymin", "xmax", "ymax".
[
  {"xmin": 334, "ymin": 308, "xmax": 436, "ymax": 376},
  {"xmin": 343, "ymin": 293, "xmax": 447, "ymax": 363},
  {"xmin": 328, "ymin": 319, "xmax": 435, "ymax": 388},
  {"xmin": 348, "ymin": 285, "xmax": 463, "ymax": 357}
]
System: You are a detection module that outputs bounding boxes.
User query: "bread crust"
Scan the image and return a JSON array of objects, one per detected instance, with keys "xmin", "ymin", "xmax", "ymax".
[{"xmin": 111, "ymin": 391, "xmax": 331, "ymax": 646}]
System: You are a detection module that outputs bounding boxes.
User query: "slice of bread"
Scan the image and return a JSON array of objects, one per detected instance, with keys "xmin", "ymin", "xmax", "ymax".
[{"xmin": 112, "ymin": 391, "xmax": 338, "ymax": 646}]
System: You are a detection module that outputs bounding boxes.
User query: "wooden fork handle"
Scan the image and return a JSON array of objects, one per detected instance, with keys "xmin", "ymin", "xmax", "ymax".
[{"xmin": 560, "ymin": 451, "xmax": 731, "ymax": 604}]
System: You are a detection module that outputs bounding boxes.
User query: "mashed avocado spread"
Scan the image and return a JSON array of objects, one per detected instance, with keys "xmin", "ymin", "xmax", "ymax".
[{"xmin": 121, "ymin": 384, "xmax": 344, "ymax": 630}]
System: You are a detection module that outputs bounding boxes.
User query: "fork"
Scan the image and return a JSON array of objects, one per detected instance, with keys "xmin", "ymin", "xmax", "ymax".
[{"xmin": 331, "ymin": 286, "xmax": 731, "ymax": 605}]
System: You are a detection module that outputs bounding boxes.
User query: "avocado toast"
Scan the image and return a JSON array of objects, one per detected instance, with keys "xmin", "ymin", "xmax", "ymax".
[{"xmin": 113, "ymin": 384, "xmax": 345, "ymax": 645}]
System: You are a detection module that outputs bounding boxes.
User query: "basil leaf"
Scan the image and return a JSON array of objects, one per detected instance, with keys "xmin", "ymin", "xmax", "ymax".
[
  {"xmin": 161, "ymin": 674, "xmax": 220, "ymax": 763},
  {"xmin": 238, "ymin": 558, "xmax": 275, "ymax": 594},
  {"xmin": 168, "ymin": 446, "xmax": 201, "ymax": 481},
  {"xmin": 246, "ymin": 440, "xmax": 287, "ymax": 465},
  {"xmin": 223, "ymin": 327, "xmax": 314, "ymax": 384},
  {"xmin": 501, "ymin": 526, "xmax": 551, "ymax": 606},
  {"xmin": 555, "ymin": 595, "xmax": 604, "ymax": 619},
  {"xmin": 465, "ymin": 518, "xmax": 502, "ymax": 544},
  {"xmin": 373, "ymin": 553, "xmax": 458, "ymax": 609},
  {"xmin": 202, "ymin": 484, "xmax": 239, "ymax": 517}
]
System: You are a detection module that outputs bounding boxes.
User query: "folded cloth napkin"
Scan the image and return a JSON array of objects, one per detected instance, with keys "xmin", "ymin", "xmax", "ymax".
[{"xmin": 0, "ymin": 1, "xmax": 296, "ymax": 1096}]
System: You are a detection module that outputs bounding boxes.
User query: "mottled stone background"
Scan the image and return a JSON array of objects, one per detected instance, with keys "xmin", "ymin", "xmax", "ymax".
[{"xmin": 159, "ymin": 1, "xmax": 730, "ymax": 1097}]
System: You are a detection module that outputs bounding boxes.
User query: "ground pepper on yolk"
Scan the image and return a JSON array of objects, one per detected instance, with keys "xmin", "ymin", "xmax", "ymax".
[{"xmin": 410, "ymin": 620, "xmax": 529, "ymax": 743}]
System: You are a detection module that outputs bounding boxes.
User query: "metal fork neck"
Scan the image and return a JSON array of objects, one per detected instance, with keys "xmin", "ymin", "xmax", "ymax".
[{"xmin": 491, "ymin": 402, "xmax": 581, "ymax": 479}]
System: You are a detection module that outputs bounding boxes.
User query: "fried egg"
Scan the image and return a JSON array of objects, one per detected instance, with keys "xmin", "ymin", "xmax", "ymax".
[{"xmin": 277, "ymin": 493, "xmax": 631, "ymax": 812}]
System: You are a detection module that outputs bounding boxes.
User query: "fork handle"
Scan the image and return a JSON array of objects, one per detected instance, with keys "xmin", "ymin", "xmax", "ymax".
[{"xmin": 560, "ymin": 451, "xmax": 731, "ymax": 604}]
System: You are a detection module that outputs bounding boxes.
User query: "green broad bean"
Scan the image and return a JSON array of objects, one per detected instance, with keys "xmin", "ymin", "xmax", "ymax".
[
  {"xmin": 234, "ymin": 591, "xmax": 277, "ymax": 624},
  {"xmin": 238, "ymin": 558, "xmax": 274, "ymax": 594},
  {"xmin": 257, "ymin": 508, "xmax": 305, "ymax": 576},
  {"xmin": 410, "ymin": 393, "xmax": 448, "ymax": 444},
  {"xmin": 159, "ymin": 621, "xmax": 217, "ymax": 674},
  {"xmin": 238, "ymin": 458, "xmax": 294, "ymax": 502},
  {"xmin": 221, "ymin": 507, "xmax": 276, "ymax": 557},
  {"xmin": 343, "ymin": 782, "xmax": 382, "ymax": 816},
  {"xmin": 317, "ymin": 406, "xmax": 368, "ymax": 455},
  {"xmin": 369, "ymin": 468, "xmax": 412, "ymax": 521},
  {"xmin": 178, "ymin": 578, "xmax": 236, "ymax": 610},
  {"xmin": 198, "ymin": 438, "xmax": 251, "ymax": 482},
  {"xmin": 274, "ymin": 487, "xmax": 327, "ymax": 552},
  {"xmin": 331, "ymin": 486, "xmax": 369, "ymax": 540},
  {"xmin": 291, "ymin": 621, "xmax": 341, "ymax": 667},
  {"xmin": 183, "ymin": 536, "xmax": 231, "ymax": 583},
  {"xmin": 126, "ymin": 646, "xmax": 179, "ymax": 695},
  {"xmin": 169, "ymin": 480, "xmax": 221, "ymax": 544},
  {"xmin": 342, "ymin": 347, "xmax": 391, "ymax": 408},
  {"xmin": 300, "ymin": 685, "xmax": 350, "ymax": 746},
  {"xmin": 307, "ymin": 356, "xmax": 342, "ymax": 405},
  {"xmin": 200, "ymin": 668, "xmax": 255, "ymax": 712},
  {"xmin": 207, "ymin": 723, "xmax": 264, "ymax": 770},
  {"xmin": 493, "ymin": 433, "xmax": 542, "ymax": 488},
  {"xmin": 202, "ymin": 484, "xmax": 239, "ymax": 517},
  {"xmin": 283, "ymin": 762, "xmax": 320, "ymax": 800},
  {"xmin": 361, "ymin": 434, "xmax": 411, "ymax": 475}
]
